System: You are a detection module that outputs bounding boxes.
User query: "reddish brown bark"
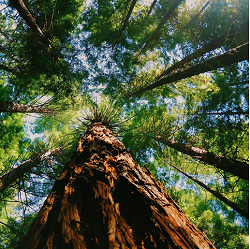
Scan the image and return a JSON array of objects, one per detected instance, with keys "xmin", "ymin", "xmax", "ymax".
[
  {"xmin": 132, "ymin": 42, "xmax": 249, "ymax": 96},
  {"xmin": 140, "ymin": 131, "xmax": 249, "ymax": 181},
  {"xmin": 0, "ymin": 100, "xmax": 57, "ymax": 113},
  {"xmin": 16, "ymin": 122, "xmax": 215, "ymax": 248},
  {"xmin": 0, "ymin": 147, "xmax": 62, "ymax": 193}
]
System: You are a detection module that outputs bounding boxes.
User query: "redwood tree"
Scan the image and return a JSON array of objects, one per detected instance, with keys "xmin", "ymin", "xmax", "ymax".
[{"xmin": 16, "ymin": 121, "xmax": 215, "ymax": 248}]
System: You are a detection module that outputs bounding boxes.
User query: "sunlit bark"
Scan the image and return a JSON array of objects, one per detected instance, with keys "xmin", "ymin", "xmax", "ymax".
[{"xmin": 16, "ymin": 122, "xmax": 215, "ymax": 248}]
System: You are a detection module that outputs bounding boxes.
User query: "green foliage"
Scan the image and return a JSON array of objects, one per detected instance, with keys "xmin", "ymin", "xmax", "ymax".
[
  {"xmin": 167, "ymin": 187, "xmax": 249, "ymax": 249},
  {"xmin": 0, "ymin": 0, "xmax": 248, "ymax": 247}
]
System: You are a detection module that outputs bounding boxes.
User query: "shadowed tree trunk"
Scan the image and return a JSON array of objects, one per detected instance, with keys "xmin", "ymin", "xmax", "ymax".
[
  {"xmin": 140, "ymin": 131, "xmax": 249, "ymax": 181},
  {"xmin": 137, "ymin": 0, "xmax": 184, "ymax": 56},
  {"xmin": 113, "ymin": 0, "xmax": 137, "ymax": 48},
  {"xmin": 167, "ymin": 161, "xmax": 249, "ymax": 219},
  {"xmin": 190, "ymin": 111, "xmax": 249, "ymax": 116},
  {"xmin": 16, "ymin": 122, "xmax": 216, "ymax": 248},
  {"xmin": 132, "ymin": 42, "xmax": 249, "ymax": 95},
  {"xmin": 154, "ymin": 22, "xmax": 248, "ymax": 81},
  {"xmin": 0, "ymin": 100, "xmax": 58, "ymax": 113},
  {"xmin": 8, "ymin": 0, "xmax": 52, "ymax": 49},
  {"xmin": 147, "ymin": 0, "xmax": 157, "ymax": 16},
  {"xmin": 0, "ymin": 147, "xmax": 62, "ymax": 193}
]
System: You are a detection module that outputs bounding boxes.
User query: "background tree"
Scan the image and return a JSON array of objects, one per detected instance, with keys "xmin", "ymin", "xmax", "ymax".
[{"xmin": 0, "ymin": 0, "xmax": 248, "ymax": 248}]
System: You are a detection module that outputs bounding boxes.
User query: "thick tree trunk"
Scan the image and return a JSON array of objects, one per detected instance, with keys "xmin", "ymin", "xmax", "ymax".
[
  {"xmin": 0, "ymin": 100, "xmax": 57, "ymax": 113},
  {"xmin": 140, "ymin": 131, "xmax": 249, "ymax": 181},
  {"xmin": 132, "ymin": 42, "xmax": 249, "ymax": 96},
  {"xmin": 16, "ymin": 122, "xmax": 216, "ymax": 249},
  {"xmin": 0, "ymin": 147, "xmax": 62, "ymax": 193},
  {"xmin": 168, "ymin": 161, "xmax": 249, "ymax": 219}
]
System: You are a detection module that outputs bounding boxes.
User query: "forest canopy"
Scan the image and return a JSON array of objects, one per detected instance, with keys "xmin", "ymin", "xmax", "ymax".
[{"xmin": 0, "ymin": 0, "xmax": 249, "ymax": 248}]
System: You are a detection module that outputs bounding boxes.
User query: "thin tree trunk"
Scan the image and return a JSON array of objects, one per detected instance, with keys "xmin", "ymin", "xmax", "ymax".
[
  {"xmin": 113, "ymin": 0, "xmax": 137, "ymax": 48},
  {"xmin": 140, "ymin": 131, "xmax": 249, "ymax": 181},
  {"xmin": 167, "ymin": 161, "xmax": 249, "ymax": 219},
  {"xmin": 147, "ymin": 0, "xmax": 157, "ymax": 16},
  {"xmin": 190, "ymin": 111, "xmax": 248, "ymax": 116},
  {"xmin": 136, "ymin": 0, "xmax": 184, "ymax": 56},
  {"xmin": 155, "ymin": 22, "xmax": 248, "ymax": 81},
  {"xmin": 0, "ymin": 100, "xmax": 58, "ymax": 113},
  {"xmin": 184, "ymin": 0, "xmax": 214, "ymax": 28},
  {"xmin": 132, "ymin": 42, "xmax": 249, "ymax": 96},
  {"xmin": 0, "ymin": 147, "xmax": 62, "ymax": 193},
  {"xmin": 8, "ymin": 0, "xmax": 52, "ymax": 49},
  {"xmin": 16, "ymin": 122, "xmax": 215, "ymax": 248}
]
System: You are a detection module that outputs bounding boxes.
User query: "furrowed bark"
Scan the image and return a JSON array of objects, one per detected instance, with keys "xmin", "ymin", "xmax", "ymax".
[
  {"xmin": 8, "ymin": 0, "xmax": 52, "ymax": 49},
  {"xmin": 0, "ymin": 100, "xmax": 58, "ymax": 113},
  {"xmin": 168, "ymin": 161, "xmax": 249, "ymax": 219},
  {"xmin": 0, "ymin": 147, "xmax": 62, "ymax": 193},
  {"xmin": 140, "ymin": 131, "xmax": 249, "ymax": 181},
  {"xmin": 16, "ymin": 122, "xmax": 216, "ymax": 249},
  {"xmin": 132, "ymin": 42, "xmax": 249, "ymax": 96}
]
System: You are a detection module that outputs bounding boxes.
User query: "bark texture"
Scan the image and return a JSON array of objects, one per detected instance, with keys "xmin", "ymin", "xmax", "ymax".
[
  {"xmin": 141, "ymin": 131, "xmax": 249, "ymax": 181},
  {"xmin": 16, "ymin": 122, "xmax": 215, "ymax": 249},
  {"xmin": 0, "ymin": 100, "xmax": 57, "ymax": 113}
]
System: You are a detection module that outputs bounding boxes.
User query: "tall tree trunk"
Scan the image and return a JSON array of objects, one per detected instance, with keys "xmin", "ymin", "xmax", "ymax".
[
  {"xmin": 16, "ymin": 122, "xmax": 215, "ymax": 249},
  {"xmin": 185, "ymin": 0, "xmax": 214, "ymax": 28},
  {"xmin": 0, "ymin": 147, "xmax": 62, "ymax": 193},
  {"xmin": 190, "ymin": 110, "xmax": 249, "ymax": 116},
  {"xmin": 140, "ymin": 131, "xmax": 249, "ymax": 181},
  {"xmin": 136, "ymin": 0, "xmax": 184, "ymax": 56},
  {"xmin": 0, "ymin": 100, "xmax": 57, "ymax": 113},
  {"xmin": 147, "ymin": 0, "xmax": 157, "ymax": 16},
  {"xmin": 167, "ymin": 161, "xmax": 249, "ymax": 219},
  {"xmin": 155, "ymin": 22, "xmax": 248, "ymax": 81},
  {"xmin": 113, "ymin": 0, "xmax": 137, "ymax": 48},
  {"xmin": 132, "ymin": 42, "xmax": 249, "ymax": 96},
  {"xmin": 8, "ymin": 0, "xmax": 52, "ymax": 49}
]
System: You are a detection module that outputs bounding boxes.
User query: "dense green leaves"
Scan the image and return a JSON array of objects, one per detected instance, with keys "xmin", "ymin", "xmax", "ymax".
[{"xmin": 0, "ymin": 0, "xmax": 248, "ymax": 247}]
